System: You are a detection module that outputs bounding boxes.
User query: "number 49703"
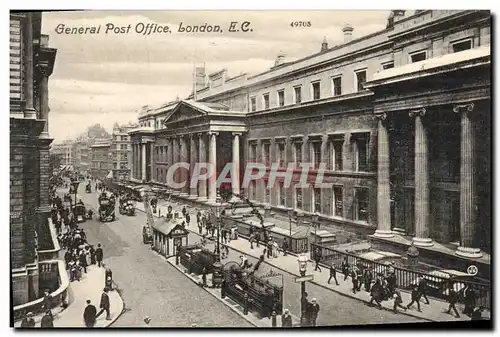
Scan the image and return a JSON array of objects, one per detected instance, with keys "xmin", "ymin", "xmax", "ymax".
[{"xmin": 290, "ymin": 21, "xmax": 311, "ymax": 28}]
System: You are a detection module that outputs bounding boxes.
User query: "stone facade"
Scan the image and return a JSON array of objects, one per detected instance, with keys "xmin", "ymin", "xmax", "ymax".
[
  {"xmin": 111, "ymin": 123, "xmax": 136, "ymax": 180},
  {"xmin": 131, "ymin": 10, "xmax": 491, "ymax": 264},
  {"xmin": 10, "ymin": 12, "xmax": 58, "ymax": 305},
  {"xmin": 90, "ymin": 140, "xmax": 112, "ymax": 179}
]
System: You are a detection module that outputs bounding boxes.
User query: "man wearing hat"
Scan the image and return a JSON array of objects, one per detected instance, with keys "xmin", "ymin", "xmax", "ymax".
[
  {"xmin": 281, "ymin": 309, "xmax": 293, "ymax": 327},
  {"xmin": 20, "ymin": 312, "xmax": 35, "ymax": 328},
  {"xmin": 309, "ymin": 298, "xmax": 320, "ymax": 327},
  {"xmin": 96, "ymin": 287, "xmax": 111, "ymax": 320},
  {"xmin": 41, "ymin": 310, "xmax": 54, "ymax": 328},
  {"xmin": 83, "ymin": 299, "xmax": 97, "ymax": 327}
]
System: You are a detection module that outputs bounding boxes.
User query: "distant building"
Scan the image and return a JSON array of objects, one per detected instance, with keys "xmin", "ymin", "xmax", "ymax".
[
  {"xmin": 72, "ymin": 137, "xmax": 90, "ymax": 173},
  {"xmin": 111, "ymin": 123, "xmax": 136, "ymax": 181},
  {"xmin": 50, "ymin": 140, "xmax": 74, "ymax": 166},
  {"xmin": 10, "ymin": 12, "xmax": 59, "ymax": 306},
  {"xmin": 90, "ymin": 139, "xmax": 112, "ymax": 179}
]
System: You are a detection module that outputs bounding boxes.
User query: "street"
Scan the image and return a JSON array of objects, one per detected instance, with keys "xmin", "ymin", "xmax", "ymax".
[
  {"xmin": 74, "ymin": 186, "xmax": 253, "ymax": 327},
  {"xmin": 73, "ymin": 185, "xmax": 424, "ymax": 327}
]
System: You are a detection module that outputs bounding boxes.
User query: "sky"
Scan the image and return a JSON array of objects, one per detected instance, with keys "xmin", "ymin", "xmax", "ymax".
[{"xmin": 42, "ymin": 10, "xmax": 394, "ymax": 142}]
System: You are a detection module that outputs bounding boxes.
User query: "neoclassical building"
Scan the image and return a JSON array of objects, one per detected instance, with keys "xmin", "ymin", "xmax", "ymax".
[{"xmin": 130, "ymin": 10, "xmax": 491, "ymax": 271}]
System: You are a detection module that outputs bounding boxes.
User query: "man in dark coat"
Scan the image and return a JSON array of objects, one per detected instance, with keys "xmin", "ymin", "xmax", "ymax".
[
  {"xmin": 300, "ymin": 292, "xmax": 310, "ymax": 326},
  {"xmin": 40, "ymin": 310, "xmax": 54, "ymax": 328},
  {"xmin": 42, "ymin": 290, "xmax": 52, "ymax": 312},
  {"xmin": 328, "ymin": 264, "xmax": 339, "ymax": 285},
  {"xmin": 341, "ymin": 258, "xmax": 349, "ymax": 281},
  {"xmin": 363, "ymin": 268, "xmax": 373, "ymax": 292},
  {"xmin": 83, "ymin": 299, "xmax": 97, "ymax": 327},
  {"xmin": 281, "ymin": 308, "xmax": 293, "ymax": 327},
  {"xmin": 308, "ymin": 298, "xmax": 320, "ymax": 327},
  {"xmin": 416, "ymin": 275, "xmax": 430, "ymax": 304},
  {"xmin": 20, "ymin": 312, "xmax": 35, "ymax": 328},
  {"xmin": 96, "ymin": 287, "xmax": 111, "ymax": 320},
  {"xmin": 446, "ymin": 286, "xmax": 460, "ymax": 318},
  {"xmin": 95, "ymin": 244, "xmax": 103, "ymax": 267},
  {"xmin": 463, "ymin": 285, "xmax": 476, "ymax": 316},
  {"xmin": 406, "ymin": 286, "xmax": 421, "ymax": 312}
]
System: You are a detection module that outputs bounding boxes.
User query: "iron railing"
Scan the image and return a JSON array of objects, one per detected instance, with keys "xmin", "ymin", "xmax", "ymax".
[{"xmin": 310, "ymin": 243, "xmax": 491, "ymax": 310}]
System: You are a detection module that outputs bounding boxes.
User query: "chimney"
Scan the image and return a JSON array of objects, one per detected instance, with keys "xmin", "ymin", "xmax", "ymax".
[
  {"xmin": 392, "ymin": 10, "xmax": 406, "ymax": 22},
  {"xmin": 321, "ymin": 36, "xmax": 328, "ymax": 52},
  {"xmin": 342, "ymin": 24, "xmax": 354, "ymax": 43},
  {"xmin": 274, "ymin": 53, "xmax": 286, "ymax": 67}
]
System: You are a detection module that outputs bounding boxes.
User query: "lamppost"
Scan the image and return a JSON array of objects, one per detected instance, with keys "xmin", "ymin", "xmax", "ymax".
[
  {"xmin": 287, "ymin": 208, "xmax": 294, "ymax": 249},
  {"xmin": 212, "ymin": 195, "xmax": 222, "ymax": 261},
  {"xmin": 311, "ymin": 213, "xmax": 320, "ymax": 244},
  {"xmin": 71, "ymin": 180, "xmax": 80, "ymax": 217},
  {"xmin": 297, "ymin": 253, "xmax": 311, "ymax": 327}
]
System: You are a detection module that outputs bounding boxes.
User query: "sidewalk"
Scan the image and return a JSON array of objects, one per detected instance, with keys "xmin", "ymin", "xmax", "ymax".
[
  {"xmin": 15, "ymin": 266, "xmax": 124, "ymax": 328},
  {"xmin": 137, "ymin": 200, "xmax": 490, "ymax": 323},
  {"xmin": 167, "ymin": 256, "xmax": 301, "ymax": 328}
]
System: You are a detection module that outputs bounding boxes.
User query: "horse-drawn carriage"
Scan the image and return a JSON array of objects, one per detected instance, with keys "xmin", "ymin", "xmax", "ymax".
[
  {"xmin": 119, "ymin": 198, "xmax": 135, "ymax": 216},
  {"xmin": 72, "ymin": 203, "xmax": 87, "ymax": 223},
  {"xmin": 98, "ymin": 192, "xmax": 116, "ymax": 222}
]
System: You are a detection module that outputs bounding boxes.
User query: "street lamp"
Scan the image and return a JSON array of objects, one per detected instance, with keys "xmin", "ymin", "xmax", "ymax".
[
  {"xmin": 311, "ymin": 213, "xmax": 320, "ymax": 243},
  {"xmin": 287, "ymin": 208, "xmax": 294, "ymax": 251},
  {"xmin": 71, "ymin": 180, "xmax": 80, "ymax": 217},
  {"xmin": 212, "ymin": 196, "xmax": 222, "ymax": 261},
  {"xmin": 297, "ymin": 253, "xmax": 309, "ymax": 327}
]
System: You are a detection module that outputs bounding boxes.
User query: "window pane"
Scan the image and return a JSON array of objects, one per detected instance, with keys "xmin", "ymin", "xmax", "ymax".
[
  {"xmin": 264, "ymin": 94, "xmax": 270, "ymax": 109},
  {"xmin": 334, "ymin": 142, "xmax": 343, "ymax": 170},
  {"xmin": 312, "ymin": 82, "xmax": 321, "ymax": 100},
  {"xmin": 313, "ymin": 142, "xmax": 321, "ymax": 169},
  {"xmin": 356, "ymin": 188, "xmax": 369, "ymax": 222},
  {"xmin": 295, "ymin": 143, "xmax": 302, "ymax": 164},
  {"xmin": 278, "ymin": 91, "xmax": 285, "ymax": 107},
  {"xmin": 333, "ymin": 186, "xmax": 343, "ymax": 217},
  {"xmin": 452, "ymin": 40, "xmax": 472, "ymax": 53},
  {"xmin": 296, "ymin": 189, "xmax": 302, "ymax": 209},
  {"xmin": 410, "ymin": 52, "xmax": 426, "ymax": 63},
  {"xmin": 333, "ymin": 77, "xmax": 342, "ymax": 96},
  {"xmin": 294, "ymin": 87, "xmax": 302, "ymax": 103},
  {"xmin": 356, "ymin": 71, "xmax": 367, "ymax": 91},
  {"xmin": 357, "ymin": 140, "xmax": 367, "ymax": 172},
  {"xmin": 314, "ymin": 188, "xmax": 321, "ymax": 213}
]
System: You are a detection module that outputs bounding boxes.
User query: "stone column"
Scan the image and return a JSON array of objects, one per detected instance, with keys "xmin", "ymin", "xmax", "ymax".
[
  {"xmin": 132, "ymin": 144, "xmax": 136, "ymax": 179},
  {"xmin": 198, "ymin": 133, "xmax": 208, "ymax": 200},
  {"xmin": 410, "ymin": 108, "xmax": 433, "ymax": 247},
  {"xmin": 207, "ymin": 132, "xmax": 218, "ymax": 203},
  {"xmin": 374, "ymin": 113, "xmax": 394, "ymax": 238},
  {"xmin": 232, "ymin": 133, "xmax": 241, "ymax": 198},
  {"xmin": 454, "ymin": 103, "xmax": 482, "ymax": 258},
  {"xmin": 166, "ymin": 138, "xmax": 172, "ymax": 189},
  {"xmin": 38, "ymin": 64, "xmax": 51, "ymax": 138},
  {"xmin": 189, "ymin": 135, "xmax": 198, "ymax": 198},
  {"xmin": 149, "ymin": 143, "xmax": 154, "ymax": 182},
  {"xmin": 180, "ymin": 136, "xmax": 189, "ymax": 196},
  {"xmin": 172, "ymin": 137, "xmax": 180, "ymax": 194},
  {"xmin": 141, "ymin": 143, "xmax": 147, "ymax": 182},
  {"xmin": 23, "ymin": 14, "xmax": 36, "ymax": 119}
]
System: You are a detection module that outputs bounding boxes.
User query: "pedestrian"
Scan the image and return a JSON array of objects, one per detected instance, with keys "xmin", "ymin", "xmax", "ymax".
[
  {"xmin": 249, "ymin": 233, "xmax": 255, "ymax": 249},
  {"xmin": 201, "ymin": 267, "xmax": 207, "ymax": 287},
  {"xmin": 182, "ymin": 206, "xmax": 187, "ymax": 218},
  {"xmin": 363, "ymin": 267, "xmax": 373, "ymax": 292},
  {"xmin": 42, "ymin": 289, "xmax": 52, "ymax": 312},
  {"xmin": 281, "ymin": 308, "xmax": 293, "ymax": 327},
  {"xmin": 83, "ymin": 299, "xmax": 97, "ymax": 328},
  {"xmin": 392, "ymin": 289, "xmax": 407, "ymax": 314},
  {"xmin": 90, "ymin": 245, "xmax": 96, "ymax": 265},
  {"xmin": 417, "ymin": 275, "xmax": 430, "ymax": 305},
  {"xmin": 445, "ymin": 286, "xmax": 460, "ymax": 318},
  {"xmin": 96, "ymin": 287, "xmax": 111, "ymax": 320},
  {"xmin": 40, "ymin": 310, "xmax": 54, "ymax": 328},
  {"xmin": 369, "ymin": 279, "xmax": 383, "ymax": 309},
  {"xmin": 351, "ymin": 267, "xmax": 359, "ymax": 294},
  {"xmin": 267, "ymin": 240, "xmax": 272, "ymax": 259},
  {"xmin": 185, "ymin": 212, "xmax": 191, "ymax": 225},
  {"xmin": 95, "ymin": 244, "xmax": 103, "ymax": 267},
  {"xmin": 300, "ymin": 292, "xmax": 309, "ymax": 325},
  {"xmin": 406, "ymin": 286, "xmax": 421, "ymax": 312},
  {"xmin": 272, "ymin": 241, "xmax": 279, "ymax": 258},
  {"xmin": 255, "ymin": 232, "xmax": 260, "ymax": 248},
  {"xmin": 314, "ymin": 255, "xmax": 322, "ymax": 273},
  {"xmin": 341, "ymin": 258, "xmax": 349, "ymax": 281},
  {"xmin": 20, "ymin": 312, "xmax": 35, "ymax": 328},
  {"xmin": 309, "ymin": 298, "xmax": 320, "ymax": 327},
  {"xmin": 79, "ymin": 251, "xmax": 87, "ymax": 273},
  {"xmin": 282, "ymin": 239, "xmax": 289, "ymax": 256},
  {"xmin": 463, "ymin": 285, "xmax": 476, "ymax": 316},
  {"xmin": 328, "ymin": 264, "xmax": 339, "ymax": 285}
]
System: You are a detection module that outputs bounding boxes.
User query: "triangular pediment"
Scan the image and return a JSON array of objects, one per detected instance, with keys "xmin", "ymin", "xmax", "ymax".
[{"xmin": 162, "ymin": 100, "xmax": 208, "ymax": 125}]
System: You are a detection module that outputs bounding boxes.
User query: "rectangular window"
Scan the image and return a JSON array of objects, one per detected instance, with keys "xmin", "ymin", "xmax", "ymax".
[
  {"xmin": 312, "ymin": 81, "xmax": 321, "ymax": 100},
  {"xmin": 265, "ymin": 186, "xmax": 271, "ymax": 204},
  {"xmin": 249, "ymin": 143, "xmax": 257, "ymax": 162},
  {"xmin": 250, "ymin": 181, "xmax": 256, "ymax": 200},
  {"xmin": 451, "ymin": 39, "xmax": 472, "ymax": 53},
  {"xmin": 250, "ymin": 97, "xmax": 256, "ymax": 112},
  {"xmin": 355, "ymin": 188, "xmax": 369, "ymax": 222},
  {"xmin": 294, "ymin": 142, "xmax": 302, "ymax": 165},
  {"xmin": 277, "ymin": 142, "xmax": 285, "ymax": 167},
  {"xmin": 295, "ymin": 188, "xmax": 303, "ymax": 209},
  {"xmin": 277, "ymin": 90, "xmax": 285, "ymax": 107},
  {"xmin": 353, "ymin": 134, "xmax": 369, "ymax": 172},
  {"xmin": 294, "ymin": 86, "xmax": 302, "ymax": 104},
  {"xmin": 312, "ymin": 142, "xmax": 321, "ymax": 169},
  {"xmin": 410, "ymin": 50, "xmax": 427, "ymax": 63},
  {"xmin": 333, "ymin": 186, "xmax": 343, "ymax": 217},
  {"xmin": 313, "ymin": 188, "xmax": 321, "ymax": 214},
  {"xmin": 332, "ymin": 76, "xmax": 342, "ymax": 96},
  {"xmin": 355, "ymin": 70, "xmax": 367, "ymax": 92},
  {"xmin": 329, "ymin": 139, "xmax": 343, "ymax": 171},
  {"xmin": 263, "ymin": 93, "xmax": 270, "ymax": 110},
  {"xmin": 263, "ymin": 143, "xmax": 271, "ymax": 166},
  {"xmin": 278, "ymin": 182, "xmax": 286, "ymax": 206},
  {"xmin": 382, "ymin": 61, "xmax": 394, "ymax": 69}
]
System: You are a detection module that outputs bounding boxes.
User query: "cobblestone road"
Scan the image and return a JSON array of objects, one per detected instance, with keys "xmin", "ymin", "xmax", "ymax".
[{"xmin": 76, "ymin": 188, "xmax": 252, "ymax": 328}]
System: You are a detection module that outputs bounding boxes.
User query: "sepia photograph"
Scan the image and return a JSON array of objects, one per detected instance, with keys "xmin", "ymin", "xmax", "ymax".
[{"xmin": 9, "ymin": 7, "xmax": 492, "ymax": 329}]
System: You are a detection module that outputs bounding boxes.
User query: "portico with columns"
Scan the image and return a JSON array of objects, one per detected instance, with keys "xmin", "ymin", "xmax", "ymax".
[
  {"xmin": 129, "ymin": 128, "xmax": 155, "ymax": 183},
  {"xmin": 133, "ymin": 100, "xmax": 247, "ymax": 205},
  {"xmin": 365, "ymin": 45, "xmax": 491, "ymax": 274}
]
